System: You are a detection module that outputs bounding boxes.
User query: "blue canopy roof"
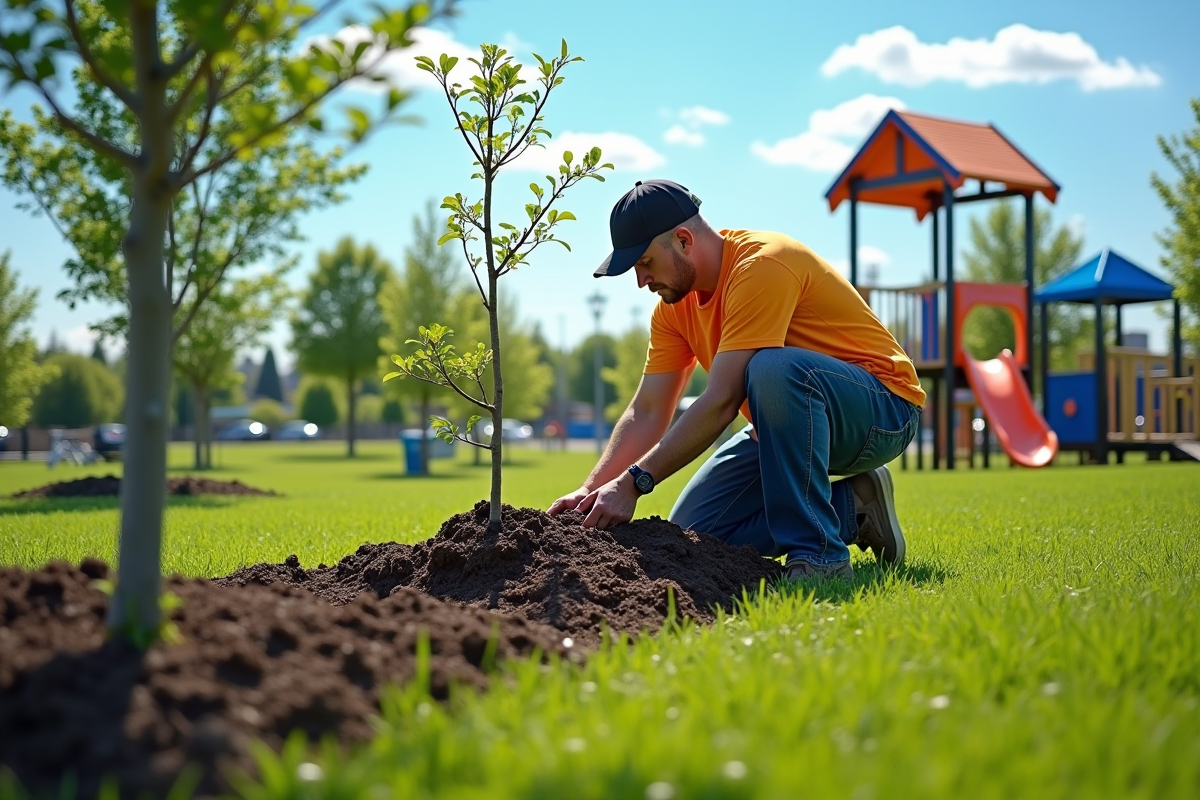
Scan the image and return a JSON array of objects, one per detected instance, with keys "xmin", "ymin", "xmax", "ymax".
[{"xmin": 1035, "ymin": 248, "xmax": 1175, "ymax": 305}]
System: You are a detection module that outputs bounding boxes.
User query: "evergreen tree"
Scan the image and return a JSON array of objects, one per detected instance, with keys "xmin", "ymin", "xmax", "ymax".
[
  {"xmin": 90, "ymin": 339, "xmax": 107, "ymax": 366},
  {"xmin": 254, "ymin": 349, "xmax": 284, "ymax": 402}
]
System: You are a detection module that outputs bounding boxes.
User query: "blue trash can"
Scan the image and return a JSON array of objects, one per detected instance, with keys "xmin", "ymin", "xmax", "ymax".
[{"xmin": 400, "ymin": 430, "xmax": 424, "ymax": 475}]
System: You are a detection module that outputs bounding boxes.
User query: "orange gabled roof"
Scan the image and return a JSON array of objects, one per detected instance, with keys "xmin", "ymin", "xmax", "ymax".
[{"xmin": 825, "ymin": 110, "xmax": 1059, "ymax": 219}]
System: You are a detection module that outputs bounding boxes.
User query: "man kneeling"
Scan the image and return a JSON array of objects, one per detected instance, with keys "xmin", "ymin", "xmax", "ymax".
[{"xmin": 548, "ymin": 180, "xmax": 925, "ymax": 580}]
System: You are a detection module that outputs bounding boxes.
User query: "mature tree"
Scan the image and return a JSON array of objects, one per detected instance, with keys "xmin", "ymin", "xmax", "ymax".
[
  {"xmin": 173, "ymin": 273, "xmax": 285, "ymax": 469},
  {"xmin": 380, "ymin": 201, "xmax": 464, "ymax": 473},
  {"xmin": 297, "ymin": 378, "xmax": 339, "ymax": 427},
  {"xmin": 292, "ymin": 237, "xmax": 390, "ymax": 457},
  {"xmin": 602, "ymin": 326, "xmax": 649, "ymax": 423},
  {"xmin": 0, "ymin": 0, "xmax": 452, "ymax": 636},
  {"xmin": 1152, "ymin": 97, "xmax": 1200, "ymax": 351},
  {"xmin": 254, "ymin": 349, "xmax": 284, "ymax": 402},
  {"xmin": 0, "ymin": 252, "xmax": 58, "ymax": 429},
  {"xmin": 32, "ymin": 354, "xmax": 123, "ymax": 428},
  {"xmin": 961, "ymin": 201, "xmax": 1086, "ymax": 378}
]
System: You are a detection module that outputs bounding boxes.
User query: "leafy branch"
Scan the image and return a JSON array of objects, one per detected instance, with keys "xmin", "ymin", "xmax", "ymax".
[{"xmin": 384, "ymin": 323, "xmax": 493, "ymax": 448}]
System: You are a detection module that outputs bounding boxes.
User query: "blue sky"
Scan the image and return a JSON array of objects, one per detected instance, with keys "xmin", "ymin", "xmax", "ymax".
[{"xmin": 3, "ymin": 0, "xmax": 1198, "ymax": 369}]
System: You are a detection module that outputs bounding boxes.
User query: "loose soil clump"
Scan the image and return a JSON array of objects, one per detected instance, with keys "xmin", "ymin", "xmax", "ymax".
[
  {"xmin": 219, "ymin": 502, "xmax": 783, "ymax": 645},
  {"xmin": 0, "ymin": 559, "xmax": 565, "ymax": 798},
  {"xmin": 12, "ymin": 474, "xmax": 276, "ymax": 499}
]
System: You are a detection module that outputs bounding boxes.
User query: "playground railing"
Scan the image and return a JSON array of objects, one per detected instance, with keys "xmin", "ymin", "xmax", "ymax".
[
  {"xmin": 860, "ymin": 281, "xmax": 946, "ymax": 369},
  {"xmin": 1106, "ymin": 347, "xmax": 1199, "ymax": 442}
]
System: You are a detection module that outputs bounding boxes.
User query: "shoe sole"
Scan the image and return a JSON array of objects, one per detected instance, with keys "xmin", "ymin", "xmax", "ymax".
[{"xmin": 861, "ymin": 465, "xmax": 906, "ymax": 566}]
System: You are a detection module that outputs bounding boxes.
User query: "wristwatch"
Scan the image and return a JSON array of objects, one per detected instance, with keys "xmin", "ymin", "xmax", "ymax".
[{"xmin": 628, "ymin": 464, "xmax": 656, "ymax": 495}]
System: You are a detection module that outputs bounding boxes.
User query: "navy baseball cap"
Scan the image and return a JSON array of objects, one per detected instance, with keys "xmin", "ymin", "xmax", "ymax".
[{"xmin": 594, "ymin": 179, "xmax": 702, "ymax": 278}]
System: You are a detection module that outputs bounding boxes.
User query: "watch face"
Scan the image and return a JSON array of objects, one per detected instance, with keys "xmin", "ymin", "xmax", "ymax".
[{"xmin": 635, "ymin": 472, "xmax": 654, "ymax": 494}]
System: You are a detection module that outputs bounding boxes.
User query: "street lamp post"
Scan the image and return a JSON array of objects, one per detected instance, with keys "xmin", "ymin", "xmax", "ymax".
[{"xmin": 587, "ymin": 291, "xmax": 607, "ymax": 454}]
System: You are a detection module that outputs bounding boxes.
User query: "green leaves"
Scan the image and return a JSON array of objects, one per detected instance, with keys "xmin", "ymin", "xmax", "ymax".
[{"xmin": 386, "ymin": 323, "xmax": 494, "ymax": 414}]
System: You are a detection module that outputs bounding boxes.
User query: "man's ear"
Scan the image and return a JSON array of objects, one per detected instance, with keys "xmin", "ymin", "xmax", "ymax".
[{"xmin": 675, "ymin": 225, "xmax": 695, "ymax": 253}]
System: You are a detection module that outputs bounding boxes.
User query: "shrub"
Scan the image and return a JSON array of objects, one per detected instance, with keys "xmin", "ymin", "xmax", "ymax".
[
  {"xmin": 249, "ymin": 398, "xmax": 290, "ymax": 430},
  {"xmin": 32, "ymin": 354, "xmax": 123, "ymax": 427},
  {"xmin": 297, "ymin": 381, "xmax": 339, "ymax": 427}
]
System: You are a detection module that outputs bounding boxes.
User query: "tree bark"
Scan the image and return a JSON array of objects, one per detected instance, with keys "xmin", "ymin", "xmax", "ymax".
[
  {"xmin": 108, "ymin": 4, "xmax": 174, "ymax": 636},
  {"xmin": 419, "ymin": 392, "xmax": 430, "ymax": 474},
  {"xmin": 482, "ymin": 167, "xmax": 502, "ymax": 532},
  {"xmin": 346, "ymin": 375, "xmax": 356, "ymax": 458}
]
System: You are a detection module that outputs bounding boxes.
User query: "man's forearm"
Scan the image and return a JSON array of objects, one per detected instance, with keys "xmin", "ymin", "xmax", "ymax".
[
  {"xmin": 583, "ymin": 405, "xmax": 672, "ymax": 491},
  {"xmin": 638, "ymin": 392, "xmax": 740, "ymax": 484}
]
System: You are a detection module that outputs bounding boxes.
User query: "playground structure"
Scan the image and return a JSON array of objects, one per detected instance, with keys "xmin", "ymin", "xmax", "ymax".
[{"xmin": 826, "ymin": 110, "xmax": 1198, "ymax": 468}]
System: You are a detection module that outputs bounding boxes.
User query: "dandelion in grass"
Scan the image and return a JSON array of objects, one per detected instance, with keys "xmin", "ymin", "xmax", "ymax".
[
  {"xmin": 297, "ymin": 762, "xmax": 323, "ymax": 781},
  {"xmin": 646, "ymin": 781, "xmax": 676, "ymax": 800},
  {"xmin": 929, "ymin": 695, "xmax": 951, "ymax": 710},
  {"xmin": 723, "ymin": 760, "xmax": 748, "ymax": 780}
]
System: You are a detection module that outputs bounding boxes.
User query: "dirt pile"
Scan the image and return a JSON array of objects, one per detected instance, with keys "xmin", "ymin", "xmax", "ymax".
[
  {"xmin": 12, "ymin": 474, "xmax": 276, "ymax": 498},
  {"xmin": 0, "ymin": 559, "xmax": 565, "ymax": 798},
  {"xmin": 218, "ymin": 502, "xmax": 783, "ymax": 644}
]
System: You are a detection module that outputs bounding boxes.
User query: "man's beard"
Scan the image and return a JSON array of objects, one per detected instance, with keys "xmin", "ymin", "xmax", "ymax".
[{"xmin": 653, "ymin": 248, "xmax": 696, "ymax": 305}]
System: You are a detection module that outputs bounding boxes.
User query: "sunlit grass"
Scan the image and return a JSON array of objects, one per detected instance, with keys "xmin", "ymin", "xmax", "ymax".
[{"xmin": 2, "ymin": 442, "xmax": 1198, "ymax": 798}]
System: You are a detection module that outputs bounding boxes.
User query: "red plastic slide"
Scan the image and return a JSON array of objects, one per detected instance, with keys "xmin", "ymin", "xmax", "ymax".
[{"xmin": 962, "ymin": 350, "xmax": 1059, "ymax": 468}]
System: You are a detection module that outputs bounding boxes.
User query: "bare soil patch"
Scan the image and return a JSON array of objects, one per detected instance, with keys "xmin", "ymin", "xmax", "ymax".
[
  {"xmin": 0, "ymin": 559, "xmax": 564, "ymax": 798},
  {"xmin": 1, "ymin": 503, "xmax": 781, "ymax": 797},
  {"xmin": 11, "ymin": 474, "xmax": 276, "ymax": 499},
  {"xmin": 218, "ymin": 502, "xmax": 783, "ymax": 645}
]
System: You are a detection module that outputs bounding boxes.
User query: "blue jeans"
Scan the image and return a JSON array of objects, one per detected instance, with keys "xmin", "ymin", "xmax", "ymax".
[{"xmin": 669, "ymin": 348, "xmax": 921, "ymax": 566}]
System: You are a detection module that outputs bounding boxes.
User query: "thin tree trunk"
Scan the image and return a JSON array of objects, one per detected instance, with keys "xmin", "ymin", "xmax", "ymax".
[
  {"xmin": 192, "ymin": 386, "xmax": 202, "ymax": 470},
  {"xmin": 108, "ymin": 4, "xmax": 173, "ymax": 636},
  {"xmin": 196, "ymin": 386, "xmax": 211, "ymax": 470},
  {"xmin": 346, "ymin": 376, "xmax": 356, "ymax": 458},
  {"xmin": 481, "ymin": 165, "xmax": 503, "ymax": 532},
  {"xmin": 419, "ymin": 392, "xmax": 430, "ymax": 474},
  {"xmin": 488, "ymin": 272, "xmax": 503, "ymax": 529}
]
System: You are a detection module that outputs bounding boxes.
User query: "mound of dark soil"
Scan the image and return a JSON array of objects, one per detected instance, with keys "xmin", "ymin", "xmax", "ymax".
[
  {"xmin": 218, "ymin": 502, "xmax": 783, "ymax": 644},
  {"xmin": 0, "ymin": 559, "xmax": 565, "ymax": 798},
  {"xmin": 12, "ymin": 474, "xmax": 276, "ymax": 499}
]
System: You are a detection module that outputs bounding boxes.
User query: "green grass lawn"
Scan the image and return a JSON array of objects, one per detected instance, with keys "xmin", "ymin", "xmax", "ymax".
[{"xmin": 2, "ymin": 443, "xmax": 1198, "ymax": 799}]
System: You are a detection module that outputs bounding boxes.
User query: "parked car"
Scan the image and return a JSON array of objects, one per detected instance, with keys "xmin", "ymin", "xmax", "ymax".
[
  {"xmin": 275, "ymin": 420, "xmax": 320, "ymax": 441},
  {"xmin": 480, "ymin": 418, "xmax": 534, "ymax": 443},
  {"xmin": 215, "ymin": 419, "xmax": 270, "ymax": 441},
  {"xmin": 94, "ymin": 423, "xmax": 125, "ymax": 461}
]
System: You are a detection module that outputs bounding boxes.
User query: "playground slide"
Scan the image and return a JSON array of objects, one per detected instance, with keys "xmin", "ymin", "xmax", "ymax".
[{"xmin": 963, "ymin": 350, "xmax": 1059, "ymax": 468}]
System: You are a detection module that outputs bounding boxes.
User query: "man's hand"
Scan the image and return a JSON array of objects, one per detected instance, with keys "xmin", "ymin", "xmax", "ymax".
[
  {"xmin": 548, "ymin": 486, "xmax": 592, "ymax": 516},
  {"xmin": 578, "ymin": 472, "xmax": 639, "ymax": 530}
]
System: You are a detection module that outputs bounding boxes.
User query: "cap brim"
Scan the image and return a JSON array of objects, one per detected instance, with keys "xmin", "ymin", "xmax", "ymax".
[{"xmin": 594, "ymin": 240, "xmax": 651, "ymax": 278}]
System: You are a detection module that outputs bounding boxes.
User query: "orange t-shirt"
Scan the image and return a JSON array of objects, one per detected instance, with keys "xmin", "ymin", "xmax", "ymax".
[{"xmin": 645, "ymin": 229, "xmax": 926, "ymax": 423}]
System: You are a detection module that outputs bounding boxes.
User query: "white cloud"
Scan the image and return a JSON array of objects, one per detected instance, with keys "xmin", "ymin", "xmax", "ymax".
[
  {"xmin": 831, "ymin": 245, "xmax": 892, "ymax": 278},
  {"xmin": 663, "ymin": 124, "xmax": 705, "ymax": 147},
  {"xmin": 821, "ymin": 25, "xmax": 1161, "ymax": 92},
  {"xmin": 508, "ymin": 131, "xmax": 666, "ymax": 173},
  {"xmin": 679, "ymin": 106, "xmax": 731, "ymax": 127},
  {"xmin": 662, "ymin": 104, "xmax": 731, "ymax": 147},
  {"xmin": 750, "ymin": 94, "xmax": 905, "ymax": 172},
  {"xmin": 308, "ymin": 26, "xmax": 486, "ymax": 93},
  {"xmin": 1067, "ymin": 213, "xmax": 1087, "ymax": 242}
]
